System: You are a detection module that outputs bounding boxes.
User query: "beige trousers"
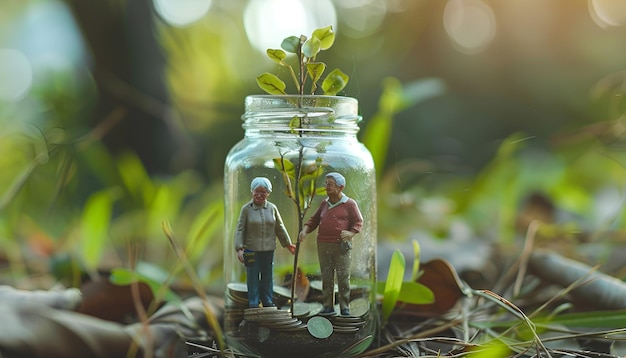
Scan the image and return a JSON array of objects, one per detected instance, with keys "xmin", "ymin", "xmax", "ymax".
[{"xmin": 317, "ymin": 241, "xmax": 351, "ymax": 310}]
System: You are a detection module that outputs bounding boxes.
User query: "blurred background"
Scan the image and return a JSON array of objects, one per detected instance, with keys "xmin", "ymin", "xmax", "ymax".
[{"xmin": 2, "ymin": 0, "xmax": 626, "ymax": 291}]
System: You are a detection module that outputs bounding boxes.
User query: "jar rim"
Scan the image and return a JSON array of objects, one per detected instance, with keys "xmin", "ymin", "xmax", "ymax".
[
  {"xmin": 243, "ymin": 94, "xmax": 361, "ymax": 133},
  {"xmin": 244, "ymin": 95, "xmax": 359, "ymax": 114},
  {"xmin": 246, "ymin": 94, "xmax": 356, "ymax": 99}
]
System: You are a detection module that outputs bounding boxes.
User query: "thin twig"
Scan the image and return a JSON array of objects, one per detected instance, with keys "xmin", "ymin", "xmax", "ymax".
[
  {"xmin": 355, "ymin": 319, "xmax": 463, "ymax": 357},
  {"xmin": 471, "ymin": 289, "xmax": 552, "ymax": 358},
  {"xmin": 514, "ymin": 220, "xmax": 539, "ymax": 297},
  {"xmin": 162, "ymin": 221, "xmax": 225, "ymax": 356}
]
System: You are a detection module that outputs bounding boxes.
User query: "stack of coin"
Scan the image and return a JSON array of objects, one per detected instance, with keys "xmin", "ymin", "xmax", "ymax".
[
  {"xmin": 244, "ymin": 307, "xmax": 286, "ymax": 321},
  {"xmin": 244, "ymin": 307, "xmax": 306, "ymax": 332},
  {"xmin": 329, "ymin": 298, "xmax": 370, "ymax": 334},
  {"xmin": 223, "ymin": 306, "xmax": 245, "ymax": 332},
  {"xmin": 226, "ymin": 283, "xmax": 297, "ymax": 308},
  {"xmin": 330, "ymin": 316, "xmax": 365, "ymax": 334},
  {"xmin": 226, "ymin": 283, "xmax": 250, "ymax": 307},
  {"xmin": 348, "ymin": 297, "xmax": 370, "ymax": 318},
  {"xmin": 286, "ymin": 301, "xmax": 324, "ymax": 319}
]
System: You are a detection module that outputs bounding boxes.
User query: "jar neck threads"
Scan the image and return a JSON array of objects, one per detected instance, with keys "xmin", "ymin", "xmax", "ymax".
[{"xmin": 243, "ymin": 95, "xmax": 362, "ymax": 136}]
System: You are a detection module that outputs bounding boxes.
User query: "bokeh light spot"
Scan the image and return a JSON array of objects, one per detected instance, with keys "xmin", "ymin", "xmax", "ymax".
[
  {"xmin": 153, "ymin": 0, "xmax": 213, "ymax": 27},
  {"xmin": 335, "ymin": 0, "xmax": 386, "ymax": 38},
  {"xmin": 589, "ymin": 0, "xmax": 626, "ymax": 28},
  {"xmin": 444, "ymin": 0, "xmax": 496, "ymax": 54},
  {"xmin": 244, "ymin": 0, "xmax": 337, "ymax": 53},
  {"xmin": 0, "ymin": 49, "xmax": 33, "ymax": 102}
]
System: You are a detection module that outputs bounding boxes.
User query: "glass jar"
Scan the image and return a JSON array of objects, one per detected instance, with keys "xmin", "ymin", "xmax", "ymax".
[{"xmin": 223, "ymin": 95, "xmax": 377, "ymax": 357}]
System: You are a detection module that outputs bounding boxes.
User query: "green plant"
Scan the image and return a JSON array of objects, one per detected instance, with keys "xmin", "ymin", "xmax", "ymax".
[
  {"xmin": 257, "ymin": 26, "xmax": 350, "ymax": 313},
  {"xmin": 256, "ymin": 26, "xmax": 349, "ymax": 96},
  {"xmin": 273, "ymin": 136, "xmax": 327, "ymax": 314},
  {"xmin": 378, "ymin": 240, "xmax": 434, "ymax": 326}
]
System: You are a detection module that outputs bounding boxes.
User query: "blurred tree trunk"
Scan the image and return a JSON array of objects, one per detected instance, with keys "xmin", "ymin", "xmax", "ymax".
[{"xmin": 65, "ymin": 0, "xmax": 179, "ymax": 174}]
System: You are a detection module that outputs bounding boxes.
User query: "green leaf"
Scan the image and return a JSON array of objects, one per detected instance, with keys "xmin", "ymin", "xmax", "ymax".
[
  {"xmin": 273, "ymin": 157, "xmax": 295, "ymax": 199},
  {"xmin": 382, "ymin": 249, "xmax": 405, "ymax": 324},
  {"xmin": 117, "ymin": 152, "xmax": 153, "ymax": 204},
  {"xmin": 288, "ymin": 116, "xmax": 301, "ymax": 131},
  {"xmin": 302, "ymin": 36, "xmax": 321, "ymax": 59},
  {"xmin": 466, "ymin": 341, "xmax": 512, "ymax": 358},
  {"xmin": 312, "ymin": 26, "xmax": 335, "ymax": 50},
  {"xmin": 80, "ymin": 190, "xmax": 113, "ymax": 271},
  {"xmin": 256, "ymin": 73, "xmax": 287, "ymax": 95},
  {"xmin": 411, "ymin": 239, "xmax": 421, "ymax": 281},
  {"xmin": 185, "ymin": 200, "xmax": 223, "ymax": 262},
  {"xmin": 306, "ymin": 62, "xmax": 326, "ymax": 85},
  {"xmin": 266, "ymin": 49, "xmax": 287, "ymax": 65},
  {"xmin": 110, "ymin": 264, "xmax": 180, "ymax": 302},
  {"xmin": 397, "ymin": 282, "xmax": 435, "ymax": 304},
  {"xmin": 281, "ymin": 36, "xmax": 300, "ymax": 53},
  {"xmin": 337, "ymin": 335, "xmax": 373, "ymax": 357},
  {"xmin": 299, "ymin": 165, "xmax": 323, "ymax": 198},
  {"xmin": 321, "ymin": 68, "xmax": 349, "ymax": 95},
  {"xmin": 273, "ymin": 157, "xmax": 296, "ymax": 180}
]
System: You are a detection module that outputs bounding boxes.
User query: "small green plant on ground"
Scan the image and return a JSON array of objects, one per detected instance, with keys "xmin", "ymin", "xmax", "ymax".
[
  {"xmin": 256, "ymin": 26, "xmax": 349, "ymax": 96},
  {"xmin": 378, "ymin": 240, "xmax": 435, "ymax": 326}
]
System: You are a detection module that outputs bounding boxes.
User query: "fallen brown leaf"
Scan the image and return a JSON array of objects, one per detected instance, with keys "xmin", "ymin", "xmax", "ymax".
[
  {"xmin": 0, "ymin": 296, "xmax": 219, "ymax": 358},
  {"xmin": 77, "ymin": 276, "xmax": 154, "ymax": 322},
  {"xmin": 396, "ymin": 258, "xmax": 465, "ymax": 317}
]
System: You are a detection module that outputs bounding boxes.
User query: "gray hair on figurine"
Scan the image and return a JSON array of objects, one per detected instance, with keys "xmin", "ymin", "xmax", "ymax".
[
  {"xmin": 326, "ymin": 172, "xmax": 346, "ymax": 187},
  {"xmin": 250, "ymin": 177, "xmax": 272, "ymax": 192}
]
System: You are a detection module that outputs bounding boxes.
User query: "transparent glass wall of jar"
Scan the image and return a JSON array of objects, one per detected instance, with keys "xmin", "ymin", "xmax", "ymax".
[{"xmin": 223, "ymin": 95, "xmax": 377, "ymax": 357}]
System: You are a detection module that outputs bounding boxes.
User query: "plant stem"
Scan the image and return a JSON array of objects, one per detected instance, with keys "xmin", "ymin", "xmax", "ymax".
[{"xmin": 298, "ymin": 38, "xmax": 305, "ymax": 96}]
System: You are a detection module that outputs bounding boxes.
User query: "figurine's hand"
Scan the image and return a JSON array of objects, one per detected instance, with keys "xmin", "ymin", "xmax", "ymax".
[
  {"xmin": 237, "ymin": 249, "xmax": 244, "ymax": 263},
  {"xmin": 299, "ymin": 229, "xmax": 307, "ymax": 242},
  {"xmin": 287, "ymin": 244, "xmax": 296, "ymax": 255},
  {"xmin": 340, "ymin": 230, "xmax": 355, "ymax": 240}
]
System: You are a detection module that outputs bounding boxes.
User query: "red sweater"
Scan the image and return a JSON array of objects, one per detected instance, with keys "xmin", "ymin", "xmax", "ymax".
[{"xmin": 305, "ymin": 196, "xmax": 363, "ymax": 243}]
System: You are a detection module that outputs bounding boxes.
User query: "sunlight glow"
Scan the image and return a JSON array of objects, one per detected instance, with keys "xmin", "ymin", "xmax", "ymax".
[
  {"xmin": 335, "ymin": 0, "xmax": 387, "ymax": 38},
  {"xmin": 243, "ymin": 0, "xmax": 337, "ymax": 53},
  {"xmin": 0, "ymin": 49, "xmax": 33, "ymax": 102},
  {"xmin": 153, "ymin": 0, "xmax": 213, "ymax": 27},
  {"xmin": 589, "ymin": 0, "xmax": 626, "ymax": 28},
  {"xmin": 443, "ymin": 0, "xmax": 496, "ymax": 54}
]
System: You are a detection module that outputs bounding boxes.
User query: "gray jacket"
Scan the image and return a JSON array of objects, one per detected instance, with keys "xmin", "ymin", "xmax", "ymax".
[{"xmin": 234, "ymin": 200, "xmax": 292, "ymax": 252}]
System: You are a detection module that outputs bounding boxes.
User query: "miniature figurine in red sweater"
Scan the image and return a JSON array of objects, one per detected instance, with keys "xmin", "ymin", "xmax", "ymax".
[{"xmin": 299, "ymin": 172, "xmax": 363, "ymax": 316}]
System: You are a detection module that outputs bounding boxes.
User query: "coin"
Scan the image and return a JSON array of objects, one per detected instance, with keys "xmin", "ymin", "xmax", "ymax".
[
  {"xmin": 307, "ymin": 316, "xmax": 333, "ymax": 339},
  {"xmin": 349, "ymin": 297, "xmax": 370, "ymax": 317},
  {"xmin": 279, "ymin": 322, "xmax": 308, "ymax": 332},
  {"xmin": 273, "ymin": 285, "xmax": 293, "ymax": 299},
  {"xmin": 227, "ymin": 282, "xmax": 248, "ymax": 293},
  {"xmin": 262, "ymin": 318, "xmax": 302, "ymax": 329},
  {"xmin": 332, "ymin": 326, "xmax": 359, "ymax": 334},
  {"xmin": 332, "ymin": 315, "xmax": 364, "ymax": 323},
  {"xmin": 333, "ymin": 320, "xmax": 365, "ymax": 328},
  {"xmin": 306, "ymin": 302, "xmax": 324, "ymax": 317},
  {"xmin": 244, "ymin": 308, "xmax": 292, "ymax": 322},
  {"xmin": 290, "ymin": 302, "xmax": 311, "ymax": 317}
]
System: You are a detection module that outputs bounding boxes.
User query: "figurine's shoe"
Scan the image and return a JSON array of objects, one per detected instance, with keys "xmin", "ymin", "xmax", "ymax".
[
  {"xmin": 319, "ymin": 307, "xmax": 336, "ymax": 315},
  {"xmin": 262, "ymin": 302, "xmax": 276, "ymax": 307},
  {"xmin": 340, "ymin": 308, "xmax": 350, "ymax": 316}
]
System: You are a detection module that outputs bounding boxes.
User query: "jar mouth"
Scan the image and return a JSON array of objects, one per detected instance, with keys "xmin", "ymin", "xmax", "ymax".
[
  {"xmin": 245, "ymin": 95, "xmax": 358, "ymax": 112},
  {"xmin": 243, "ymin": 95, "xmax": 361, "ymax": 131}
]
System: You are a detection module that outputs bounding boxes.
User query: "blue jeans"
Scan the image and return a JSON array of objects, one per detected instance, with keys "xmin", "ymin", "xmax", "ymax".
[{"xmin": 246, "ymin": 250, "xmax": 275, "ymax": 307}]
